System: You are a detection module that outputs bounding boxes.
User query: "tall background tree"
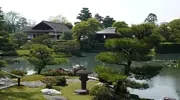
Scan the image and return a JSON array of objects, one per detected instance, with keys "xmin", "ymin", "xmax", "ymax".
[
  {"xmin": 49, "ymin": 14, "xmax": 73, "ymax": 29},
  {"xmin": 168, "ymin": 18, "xmax": 180, "ymax": 42},
  {"xmin": 76, "ymin": 7, "xmax": 92, "ymax": 21},
  {"xmin": 0, "ymin": 7, "xmax": 4, "ymax": 31},
  {"xmin": 144, "ymin": 13, "xmax": 158, "ymax": 24},
  {"xmin": 72, "ymin": 18, "xmax": 100, "ymax": 50},
  {"xmin": 94, "ymin": 13, "xmax": 104, "ymax": 28},
  {"xmin": 16, "ymin": 17, "xmax": 28, "ymax": 31},
  {"xmin": 102, "ymin": 16, "xmax": 116, "ymax": 28},
  {"xmin": 4, "ymin": 11, "xmax": 20, "ymax": 33}
]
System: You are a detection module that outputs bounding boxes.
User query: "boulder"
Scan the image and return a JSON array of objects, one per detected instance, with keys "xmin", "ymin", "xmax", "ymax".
[{"xmin": 41, "ymin": 89, "xmax": 61, "ymax": 95}]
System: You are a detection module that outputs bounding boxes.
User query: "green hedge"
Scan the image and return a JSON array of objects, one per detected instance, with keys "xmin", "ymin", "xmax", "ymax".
[{"xmin": 156, "ymin": 43, "xmax": 180, "ymax": 53}]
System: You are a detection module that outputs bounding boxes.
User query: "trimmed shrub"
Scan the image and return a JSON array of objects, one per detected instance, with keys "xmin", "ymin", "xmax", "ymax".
[
  {"xmin": 55, "ymin": 76, "xmax": 67, "ymax": 86},
  {"xmin": 43, "ymin": 70, "xmax": 73, "ymax": 76},
  {"xmin": 10, "ymin": 70, "xmax": 27, "ymax": 77},
  {"xmin": 42, "ymin": 77, "xmax": 57, "ymax": 89}
]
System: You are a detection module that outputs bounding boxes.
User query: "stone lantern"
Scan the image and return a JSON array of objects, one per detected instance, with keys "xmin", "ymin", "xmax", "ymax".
[{"xmin": 74, "ymin": 69, "xmax": 92, "ymax": 94}]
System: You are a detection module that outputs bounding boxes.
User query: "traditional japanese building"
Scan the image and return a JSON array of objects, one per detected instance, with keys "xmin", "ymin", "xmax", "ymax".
[
  {"xmin": 95, "ymin": 27, "xmax": 120, "ymax": 43},
  {"xmin": 24, "ymin": 21, "xmax": 71, "ymax": 40}
]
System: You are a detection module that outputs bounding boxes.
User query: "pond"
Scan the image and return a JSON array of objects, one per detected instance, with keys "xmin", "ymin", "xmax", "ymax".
[{"xmin": 4, "ymin": 53, "xmax": 180, "ymax": 99}]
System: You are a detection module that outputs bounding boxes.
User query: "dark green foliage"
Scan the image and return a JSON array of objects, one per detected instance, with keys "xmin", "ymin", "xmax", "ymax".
[
  {"xmin": 131, "ymin": 23, "xmax": 155, "ymax": 39},
  {"xmin": 32, "ymin": 34, "xmax": 51, "ymax": 44},
  {"xmin": 155, "ymin": 23, "xmax": 171, "ymax": 41},
  {"xmin": 11, "ymin": 33, "xmax": 27, "ymax": 48},
  {"xmin": 90, "ymin": 85, "xmax": 114, "ymax": 100},
  {"xmin": 0, "ymin": 7, "xmax": 4, "ymax": 31},
  {"xmin": 156, "ymin": 43, "xmax": 180, "ymax": 53},
  {"xmin": 53, "ymin": 40, "xmax": 80, "ymax": 55},
  {"xmin": 60, "ymin": 31, "xmax": 72, "ymax": 40},
  {"xmin": 10, "ymin": 70, "xmax": 27, "ymax": 77},
  {"xmin": 94, "ymin": 66, "xmax": 126, "ymax": 83},
  {"xmin": 0, "ymin": 31, "xmax": 15, "ymax": 58},
  {"xmin": 0, "ymin": 60, "xmax": 6, "ymax": 69},
  {"xmin": 143, "ymin": 33, "xmax": 165, "ymax": 47},
  {"xmin": 27, "ymin": 44, "xmax": 67, "ymax": 74},
  {"xmin": 131, "ymin": 64, "xmax": 163, "ymax": 80},
  {"xmin": 43, "ymin": 70, "xmax": 72, "ymax": 76},
  {"xmin": 0, "ymin": 71, "xmax": 6, "ymax": 78},
  {"xmin": 94, "ymin": 13, "xmax": 103, "ymax": 23},
  {"xmin": 96, "ymin": 52, "xmax": 125, "ymax": 65},
  {"xmin": 168, "ymin": 19, "xmax": 180, "ymax": 42},
  {"xmin": 42, "ymin": 38, "xmax": 56, "ymax": 48},
  {"xmin": 42, "ymin": 77, "xmax": 57, "ymax": 89},
  {"xmin": 102, "ymin": 16, "xmax": 116, "ymax": 28},
  {"xmin": 64, "ymin": 22, "xmax": 73, "ymax": 29},
  {"xmin": 117, "ymin": 28, "xmax": 133, "ymax": 37},
  {"xmin": 55, "ymin": 76, "xmax": 67, "ymax": 86},
  {"xmin": 77, "ymin": 7, "xmax": 92, "ymax": 21}
]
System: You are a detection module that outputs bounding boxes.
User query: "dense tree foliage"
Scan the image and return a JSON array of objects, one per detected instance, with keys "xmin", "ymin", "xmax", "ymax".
[
  {"xmin": 53, "ymin": 40, "xmax": 80, "ymax": 55},
  {"xmin": 77, "ymin": 8, "xmax": 92, "ymax": 21},
  {"xmin": 94, "ymin": 13, "xmax": 103, "ymax": 23},
  {"xmin": 131, "ymin": 23, "xmax": 155, "ymax": 39},
  {"xmin": 32, "ymin": 34, "xmax": 51, "ymax": 44},
  {"xmin": 102, "ymin": 16, "xmax": 116, "ymax": 28},
  {"xmin": 112, "ymin": 21, "xmax": 128, "ymax": 29},
  {"xmin": 4, "ymin": 11, "xmax": 28, "ymax": 33},
  {"xmin": 11, "ymin": 33, "xmax": 27, "ymax": 48},
  {"xmin": 95, "ymin": 22, "xmax": 164, "ymax": 99},
  {"xmin": 27, "ymin": 44, "xmax": 67, "ymax": 74},
  {"xmin": 0, "ymin": 60, "xmax": 6, "ymax": 69},
  {"xmin": 60, "ymin": 31, "xmax": 73, "ymax": 40},
  {"xmin": 49, "ymin": 14, "xmax": 73, "ymax": 29},
  {"xmin": 168, "ymin": 19, "xmax": 180, "ymax": 42},
  {"xmin": 72, "ymin": 18, "xmax": 100, "ymax": 49},
  {"xmin": 0, "ymin": 31, "xmax": 15, "ymax": 59},
  {"xmin": 0, "ymin": 7, "xmax": 4, "ymax": 31}
]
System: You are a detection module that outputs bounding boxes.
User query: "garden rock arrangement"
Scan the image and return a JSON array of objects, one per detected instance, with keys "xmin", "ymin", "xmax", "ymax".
[
  {"xmin": 43, "ymin": 95, "xmax": 68, "ymax": 100},
  {"xmin": 41, "ymin": 89, "xmax": 61, "ymax": 95},
  {"xmin": 0, "ymin": 77, "xmax": 17, "ymax": 89}
]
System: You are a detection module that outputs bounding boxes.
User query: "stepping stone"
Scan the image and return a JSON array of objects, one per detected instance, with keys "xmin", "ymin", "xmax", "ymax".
[
  {"xmin": 43, "ymin": 95, "xmax": 68, "ymax": 100},
  {"xmin": 74, "ymin": 89, "xmax": 89, "ymax": 95}
]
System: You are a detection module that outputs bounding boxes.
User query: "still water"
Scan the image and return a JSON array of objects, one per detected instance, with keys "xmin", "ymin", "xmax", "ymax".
[{"xmin": 4, "ymin": 53, "xmax": 180, "ymax": 99}]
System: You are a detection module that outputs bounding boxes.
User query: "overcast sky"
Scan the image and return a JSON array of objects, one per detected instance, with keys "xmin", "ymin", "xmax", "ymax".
[{"xmin": 0, "ymin": 0, "xmax": 180, "ymax": 25}]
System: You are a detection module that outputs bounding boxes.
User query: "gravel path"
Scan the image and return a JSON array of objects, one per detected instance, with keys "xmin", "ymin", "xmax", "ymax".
[
  {"xmin": 43, "ymin": 95, "xmax": 68, "ymax": 100},
  {"xmin": 21, "ymin": 81, "xmax": 45, "ymax": 88}
]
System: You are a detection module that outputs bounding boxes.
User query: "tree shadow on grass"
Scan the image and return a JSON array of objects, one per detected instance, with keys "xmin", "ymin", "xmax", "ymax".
[{"xmin": 0, "ymin": 92, "xmax": 43, "ymax": 100}]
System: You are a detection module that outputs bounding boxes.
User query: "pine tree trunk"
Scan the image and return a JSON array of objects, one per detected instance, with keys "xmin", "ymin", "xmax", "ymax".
[{"xmin": 37, "ymin": 68, "xmax": 42, "ymax": 74}]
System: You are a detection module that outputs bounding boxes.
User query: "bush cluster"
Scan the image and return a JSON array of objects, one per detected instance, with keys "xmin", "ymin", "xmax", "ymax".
[
  {"xmin": 43, "ymin": 70, "xmax": 73, "ymax": 76},
  {"xmin": 10, "ymin": 70, "xmax": 27, "ymax": 77}
]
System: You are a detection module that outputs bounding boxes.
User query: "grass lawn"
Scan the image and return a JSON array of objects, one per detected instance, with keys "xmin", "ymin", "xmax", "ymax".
[
  {"xmin": 54, "ymin": 81, "xmax": 98, "ymax": 100},
  {"xmin": 0, "ymin": 86, "xmax": 46, "ymax": 100},
  {"xmin": 16, "ymin": 50, "xmax": 30, "ymax": 56},
  {"xmin": 21, "ymin": 75, "xmax": 45, "ymax": 82},
  {"xmin": 6, "ymin": 74, "xmax": 98, "ymax": 100},
  {"xmin": 0, "ymin": 81, "xmax": 98, "ymax": 100}
]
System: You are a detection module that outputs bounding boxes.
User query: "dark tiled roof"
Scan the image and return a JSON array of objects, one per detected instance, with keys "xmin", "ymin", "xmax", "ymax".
[
  {"xmin": 43, "ymin": 21, "xmax": 71, "ymax": 32},
  {"xmin": 96, "ymin": 27, "xmax": 118, "ymax": 34},
  {"xmin": 24, "ymin": 21, "xmax": 71, "ymax": 33}
]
